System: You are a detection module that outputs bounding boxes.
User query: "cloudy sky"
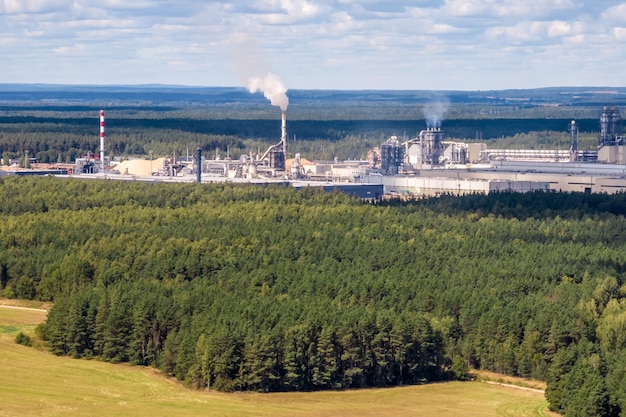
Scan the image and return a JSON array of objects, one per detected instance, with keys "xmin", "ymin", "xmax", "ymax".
[{"xmin": 1, "ymin": 0, "xmax": 626, "ymax": 90}]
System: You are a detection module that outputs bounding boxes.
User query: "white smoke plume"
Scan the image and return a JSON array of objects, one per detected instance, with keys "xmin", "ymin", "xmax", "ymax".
[
  {"xmin": 423, "ymin": 96, "xmax": 450, "ymax": 128},
  {"xmin": 247, "ymin": 73, "xmax": 289, "ymax": 111}
]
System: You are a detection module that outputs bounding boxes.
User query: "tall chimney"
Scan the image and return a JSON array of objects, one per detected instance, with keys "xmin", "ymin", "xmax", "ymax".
[
  {"xmin": 99, "ymin": 110, "xmax": 105, "ymax": 172},
  {"xmin": 196, "ymin": 147, "xmax": 202, "ymax": 183},
  {"xmin": 281, "ymin": 110, "xmax": 287, "ymax": 154}
]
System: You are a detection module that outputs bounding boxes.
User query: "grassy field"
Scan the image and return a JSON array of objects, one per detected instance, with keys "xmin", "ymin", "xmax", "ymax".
[{"xmin": 0, "ymin": 300, "xmax": 558, "ymax": 417}]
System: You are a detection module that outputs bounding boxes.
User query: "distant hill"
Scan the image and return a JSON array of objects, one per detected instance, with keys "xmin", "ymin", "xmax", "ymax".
[{"xmin": 1, "ymin": 84, "xmax": 625, "ymax": 107}]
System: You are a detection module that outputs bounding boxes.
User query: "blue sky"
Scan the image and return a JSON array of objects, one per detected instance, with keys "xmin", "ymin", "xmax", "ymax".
[{"xmin": 1, "ymin": 0, "xmax": 626, "ymax": 90}]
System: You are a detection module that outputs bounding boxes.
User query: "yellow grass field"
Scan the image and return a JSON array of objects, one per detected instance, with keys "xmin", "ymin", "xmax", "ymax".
[{"xmin": 0, "ymin": 301, "xmax": 558, "ymax": 417}]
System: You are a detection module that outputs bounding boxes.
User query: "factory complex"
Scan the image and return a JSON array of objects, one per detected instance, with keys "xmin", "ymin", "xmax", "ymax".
[{"xmin": 2, "ymin": 106, "xmax": 626, "ymax": 199}]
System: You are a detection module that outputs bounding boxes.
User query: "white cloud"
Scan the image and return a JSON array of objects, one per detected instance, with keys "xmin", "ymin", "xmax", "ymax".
[
  {"xmin": 152, "ymin": 23, "xmax": 194, "ymax": 33},
  {"xmin": 279, "ymin": 0, "xmax": 322, "ymax": 19},
  {"xmin": 1, "ymin": 0, "xmax": 72, "ymax": 14},
  {"xmin": 96, "ymin": 0, "xmax": 154, "ymax": 9},
  {"xmin": 485, "ymin": 22, "xmax": 544, "ymax": 43},
  {"xmin": 547, "ymin": 21, "xmax": 572, "ymax": 37},
  {"xmin": 247, "ymin": 0, "xmax": 326, "ymax": 22},
  {"xmin": 442, "ymin": 0, "xmax": 579, "ymax": 20},
  {"xmin": 442, "ymin": 0, "xmax": 486, "ymax": 17},
  {"xmin": 23, "ymin": 29, "xmax": 47, "ymax": 38},
  {"xmin": 0, "ymin": 36, "xmax": 18, "ymax": 46},
  {"xmin": 432, "ymin": 23, "xmax": 460, "ymax": 34},
  {"xmin": 563, "ymin": 34, "xmax": 586, "ymax": 45},
  {"xmin": 484, "ymin": 18, "xmax": 591, "ymax": 45},
  {"xmin": 53, "ymin": 43, "xmax": 88, "ymax": 55},
  {"xmin": 328, "ymin": 11, "xmax": 360, "ymax": 32},
  {"xmin": 614, "ymin": 27, "xmax": 626, "ymax": 41},
  {"xmin": 0, "ymin": 0, "xmax": 625, "ymax": 89},
  {"xmin": 492, "ymin": 0, "xmax": 576, "ymax": 18},
  {"xmin": 601, "ymin": 3, "xmax": 626, "ymax": 24}
]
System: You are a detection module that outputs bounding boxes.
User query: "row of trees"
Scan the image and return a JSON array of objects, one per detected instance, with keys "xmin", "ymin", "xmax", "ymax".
[
  {"xmin": 42, "ymin": 281, "xmax": 447, "ymax": 391},
  {"xmin": 1, "ymin": 177, "xmax": 626, "ymax": 415}
]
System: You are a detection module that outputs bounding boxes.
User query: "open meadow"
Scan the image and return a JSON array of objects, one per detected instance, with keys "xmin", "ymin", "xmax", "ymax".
[{"xmin": 0, "ymin": 300, "xmax": 557, "ymax": 417}]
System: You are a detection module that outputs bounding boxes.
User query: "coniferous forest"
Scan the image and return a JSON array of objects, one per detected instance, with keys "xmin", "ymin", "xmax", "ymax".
[{"xmin": 1, "ymin": 177, "xmax": 626, "ymax": 416}]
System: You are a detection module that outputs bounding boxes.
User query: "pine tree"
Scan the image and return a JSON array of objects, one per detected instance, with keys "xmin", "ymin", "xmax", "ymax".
[{"xmin": 312, "ymin": 326, "xmax": 340, "ymax": 389}]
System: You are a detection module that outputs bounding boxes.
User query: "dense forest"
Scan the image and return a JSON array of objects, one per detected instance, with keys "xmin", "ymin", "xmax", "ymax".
[{"xmin": 1, "ymin": 176, "xmax": 626, "ymax": 416}]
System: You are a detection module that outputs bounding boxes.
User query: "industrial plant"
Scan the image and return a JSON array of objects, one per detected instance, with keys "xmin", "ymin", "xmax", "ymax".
[{"xmin": 3, "ymin": 103, "xmax": 626, "ymax": 198}]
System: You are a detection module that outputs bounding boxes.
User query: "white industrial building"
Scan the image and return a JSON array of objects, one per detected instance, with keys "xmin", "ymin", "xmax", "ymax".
[{"xmin": 361, "ymin": 173, "xmax": 550, "ymax": 196}]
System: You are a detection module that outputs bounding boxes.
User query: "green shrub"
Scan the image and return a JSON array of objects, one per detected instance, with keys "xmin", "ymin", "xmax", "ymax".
[
  {"xmin": 452, "ymin": 356, "xmax": 470, "ymax": 381},
  {"xmin": 15, "ymin": 332, "xmax": 32, "ymax": 347}
]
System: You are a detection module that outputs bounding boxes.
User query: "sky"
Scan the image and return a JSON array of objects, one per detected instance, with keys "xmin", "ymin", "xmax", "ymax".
[{"xmin": 1, "ymin": 0, "xmax": 626, "ymax": 90}]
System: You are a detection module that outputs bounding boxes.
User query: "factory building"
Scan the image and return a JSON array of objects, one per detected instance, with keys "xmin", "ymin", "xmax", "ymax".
[
  {"xmin": 380, "ymin": 136, "xmax": 405, "ymax": 174},
  {"xmin": 355, "ymin": 106, "xmax": 626, "ymax": 197},
  {"xmin": 362, "ymin": 173, "xmax": 550, "ymax": 196},
  {"xmin": 8, "ymin": 105, "xmax": 626, "ymax": 199},
  {"xmin": 90, "ymin": 103, "xmax": 626, "ymax": 197}
]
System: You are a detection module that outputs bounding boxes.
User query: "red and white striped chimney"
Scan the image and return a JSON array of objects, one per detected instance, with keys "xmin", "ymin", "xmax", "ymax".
[{"xmin": 99, "ymin": 110, "xmax": 105, "ymax": 172}]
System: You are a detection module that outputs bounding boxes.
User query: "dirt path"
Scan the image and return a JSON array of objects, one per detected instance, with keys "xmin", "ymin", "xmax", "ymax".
[
  {"xmin": 485, "ymin": 380, "xmax": 545, "ymax": 394},
  {"xmin": 0, "ymin": 304, "xmax": 48, "ymax": 313}
]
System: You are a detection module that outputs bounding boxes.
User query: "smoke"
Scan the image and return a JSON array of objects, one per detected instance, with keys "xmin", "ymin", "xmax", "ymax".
[
  {"xmin": 247, "ymin": 73, "xmax": 289, "ymax": 111},
  {"xmin": 423, "ymin": 96, "xmax": 450, "ymax": 129},
  {"xmin": 231, "ymin": 33, "xmax": 289, "ymax": 111}
]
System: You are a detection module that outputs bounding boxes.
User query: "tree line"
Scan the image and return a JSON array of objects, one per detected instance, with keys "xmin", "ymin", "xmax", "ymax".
[
  {"xmin": 1, "ymin": 106, "xmax": 602, "ymax": 164},
  {"xmin": 1, "ymin": 177, "xmax": 626, "ymax": 415}
]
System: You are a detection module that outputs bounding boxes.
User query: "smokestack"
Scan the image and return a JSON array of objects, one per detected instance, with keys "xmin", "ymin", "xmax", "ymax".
[
  {"xmin": 281, "ymin": 110, "xmax": 287, "ymax": 154},
  {"xmin": 247, "ymin": 73, "xmax": 289, "ymax": 163},
  {"xmin": 196, "ymin": 147, "xmax": 202, "ymax": 183},
  {"xmin": 99, "ymin": 110, "xmax": 105, "ymax": 172}
]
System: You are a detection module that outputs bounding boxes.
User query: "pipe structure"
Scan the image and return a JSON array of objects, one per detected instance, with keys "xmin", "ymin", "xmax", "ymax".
[
  {"xmin": 569, "ymin": 120, "xmax": 579, "ymax": 162},
  {"xmin": 99, "ymin": 110, "xmax": 105, "ymax": 172},
  {"xmin": 281, "ymin": 110, "xmax": 287, "ymax": 154},
  {"xmin": 599, "ymin": 106, "xmax": 622, "ymax": 146},
  {"xmin": 259, "ymin": 140, "xmax": 283, "ymax": 162}
]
